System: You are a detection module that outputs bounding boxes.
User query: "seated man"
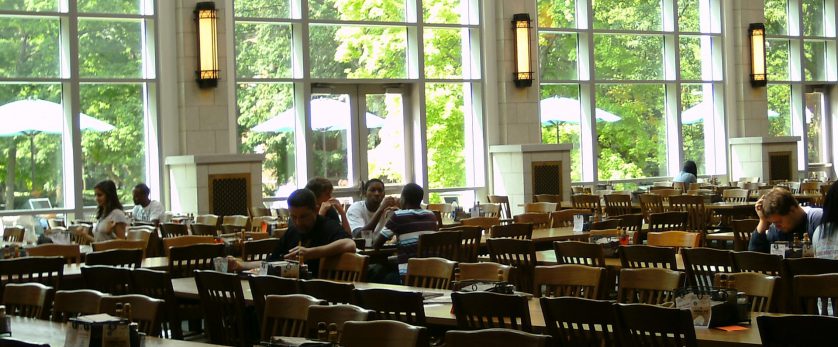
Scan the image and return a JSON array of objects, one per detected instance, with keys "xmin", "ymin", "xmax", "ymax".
[
  {"xmin": 749, "ymin": 188, "xmax": 823, "ymax": 253},
  {"xmin": 131, "ymin": 183, "xmax": 165, "ymax": 225},
  {"xmin": 346, "ymin": 178, "xmax": 398, "ymax": 239},
  {"xmin": 230, "ymin": 189, "xmax": 356, "ymax": 276},
  {"xmin": 373, "ymin": 183, "xmax": 439, "ymax": 279}
]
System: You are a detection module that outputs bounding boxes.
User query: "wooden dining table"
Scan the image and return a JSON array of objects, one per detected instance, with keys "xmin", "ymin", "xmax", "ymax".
[
  {"xmin": 170, "ymin": 276, "xmax": 766, "ymax": 346},
  {"xmin": 479, "ymin": 227, "xmax": 590, "ymax": 246}
]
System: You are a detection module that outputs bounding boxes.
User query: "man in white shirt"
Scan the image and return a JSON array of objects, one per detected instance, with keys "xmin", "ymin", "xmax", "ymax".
[
  {"xmin": 131, "ymin": 183, "xmax": 164, "ymax": 225},
  {"xmin": 346, "ymin": 179, "xmax": 397, "ymax": 238}
]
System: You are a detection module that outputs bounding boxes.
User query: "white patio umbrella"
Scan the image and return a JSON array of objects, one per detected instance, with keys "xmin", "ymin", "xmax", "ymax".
[
  {"xmin": 681, "ymin": 100, "xmax": 790, "ymax": 125},
  {"xmin": 251, "ymin": 98, "xmax": 385, "ymax": 133},
  {"xmin": 539, "ymin": 96, "xmax": 622, "ymax": 124}
]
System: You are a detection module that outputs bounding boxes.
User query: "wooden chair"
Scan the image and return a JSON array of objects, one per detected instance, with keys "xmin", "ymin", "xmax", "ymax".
[
  {"xmin": 617, "ymin": 268, "xmax": 684, "ymax": 304},
  {"xmin": 417, "ymin": 230, "xmax": 460, "ymax": 260},
  {"xmin": 242, "ymin": 238, "xmax": 281, "ymax": 261},
  {"xmin": 571, "ymin": 194, "xmax": 601, "ymax": 214},
  {"xmin": 250, "ymin": 206, "xmax": 273, "ymax": 218},
  {"xmin": 784, "ymin": 257, "xmax": 838, "ymax": 277},
  {"xmin": 194, "ymin": 270, "xmax": 249, "ymax": 347},
  {"xmin": 3, "ymin": 283, "xmax": 51, "ymax": 318},
  {"xmin": 26, "ymin": 244, "xmax": 81, "ymax": 265},
  {"xmin": 161, "ymin": 235, "xmax": 216, "ymax": 257},
  {"xmin": 128, "ymin": 268, "xmax": 183, "ymax": 340},
  {"xmin": 299, "ymin": 279, "xmax": 354, "ymax": 305},
  {"xmin": 757, "ymin": 315, "xmax": 838, "ymax": 347},
  {"xmin": 618, "ymin": 213, "xmax": 644, "ymax": 236},
  {"xmin": 2, "ymin": 227, "xmax": 24, "ymax": 242},
  {"xmin": 250, "ymin": 216, "xmax": 275, "ymax": 233},
  {"xmin": 352, "ymin": 288, "xmax": 426, "ymax": 325},
  {"xmin": 195, "ymin": 214, "xmax": 219, "ymax": 225},
  {"xmin": 99, "ymin": 294, "xmax": 164, "ymax": 336},
  {"xmin": 248, "ymin": 275, "xmax": 300, "ymax": 325},
  {"xmin": 0, "ymin": 338, "xmax": 49, "ymax": 347},
  {"xmin": 540, "ymin": 297, "xmax": 618, "ymax": 347},
  {"xmin": 524, "ymin": 203, "xmax": 557, "ymax": 213},
  {"xmin": 793, "ymin": 274, "xmax": 838, "ymax": 316},
  {"xmin": 619, "ymin": 245, "xmax": 677, "ymax": 269},
  {"xmin": 67, "ymin": 225, "xmax": 92, "ymax": 245},
  {"xmin": 572, "ymin": 186, "xmax": 593, "ymax": 194},
  {"xmin": 51, "ymin": 289, "xmax": 104, "ymax": 322},
  {"xmin": 222, "ymin": 215, "xmax": 249, "ymax": 228},
  {"xmin": 533, "ymin": 264, "xmax": 603, "ymax": 298},
  {"xmin": 668, "ymin": 195, "xmax": 708, "ymax": 236},
  {"xmin": 190, "ymin": 223, "xmax": 218, "ymax": 236},
  {"xmin": 167, "ymin": 243, "xmax": 224, "ymax": 278},
  {"xmin": 490, "ymin": 223, "xmax": 533, "ymax": 240},
  {"xmin": 642, "ymin": 211, "xmax": 688, "ymax": 244},
  {"xmin": 722, "ymin": 189, "xmax": 749, "ymax": 203},
  {"xmin": 341, "ymin": 320, "xmax": 426, "ymax": 347},
  {"xmin": 681, "ymin": 248, "xmax": 736, "ymax": 289},
  {"xmin": 653, "ymin": 189, "xmax": 681, "ymax": 203},
  {"xmin": 306, "ymin": 304, "xmax": 370, "ymax": 339},
  {"xmin": 549, "ymin": 209, "xmax": 591, "ymax": 228},
  {"xmin": 639, "ymin": 194, "xmax": 665, "ymax": 223},
  {"xmin": 445, "ymin": 328, "xmax": 551, "ymax": 347},
  {"xmin": 81, "ymin": 265, "xmax": 131, "ymax": 295},
  {"xmin": 480, "ymin": 203, "xmax": 502, "ymax": 217},
  {"xmin": 451, "ymin": 291, "xmax": 532, "ymax": 332},
  {"xmin": 553, "ymin": 241, "xmax": 606, "ymax": 267},
  {"xmin": 714, "ymin": 272, "xmax": 776, "ymax": 313},
  {"xmin": 615, "ymin": 303, "xmax": 698, "ymax": 347},
  {"xmin": 460, "ymin": 217, "xmax": 500, "ymax": 233},
  {"xmin": 85, "ymin": 249, "xmax": 143, "ymax": 268},
  {"xmin": 590, "ymin": 219, "xmax": 620, "ymax": 230},
  {"xmin": 126, "ymin": 226, "xmax": 152, "ymax": 248},
  {"xmin": 0, "ymin": 256, "xmax": 64, "ymax": 300},
  {"xmin": 454, "ymin": 262, "xmax": 510, "ymax": 285},
  {"xmin": 487, "ymin": 238, "xmax": 537, "ymax": 293},
  {"xmin": 533, "ymin": 194, "xmax": 561, "ymax": 203},
  {"xmin": 488, "ymin": 195, "xmax": 512, "ymax": 220},
  {"xmin": 318, "ymin": 252, "xmax": 369, "ymax": 282},
  {"xmin": 731, "ymin": 219, "xmax": 759, "ymax": 252},
  {"xmin": 647, "ymin": 231, "xmax": 700, "ymax": 250},
  {"xmin": 800, "ymin": 181, "xmax": 820, "ymax": 194},
  {"xmin": 159, "ymin": 223, "xmax": 188, "ymax": 238},
  {"xmin": 92, "ymin": 239, "xmax": 146, "ymax": 258},
  {"xmin": 604, "ymin": 194, "xmax": 632, "ymax": 217},
  {"xmin": 260, "ymin": 294, "xmax": 322, "ymax": 340},
  {"xmin": 732, "ymin": 251, "xmax": 782, "ymax": 275},
  {"xmin": 513, "ymin": 213, "xmax": 551, "ymax": 229},
  {"xmin": 405, "ymin": 257, "xmax": 456, "ymax": 290},
  {"xmin": 426, "ymin": 203, "xmax": 452, "ymax": 214},
  {"xmin": 458, "ymin": 226, "xmax": 482, "ymax": 263}
]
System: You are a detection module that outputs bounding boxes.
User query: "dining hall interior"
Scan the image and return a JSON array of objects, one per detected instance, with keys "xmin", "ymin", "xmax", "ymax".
[{"xmin": 2, "ymin": 0, "xmax": 838, "ymax": 346}]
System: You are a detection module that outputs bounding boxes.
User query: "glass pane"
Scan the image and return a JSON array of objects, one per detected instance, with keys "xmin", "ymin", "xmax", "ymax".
[
  {"xmin": 678, "ymin": 0, "xmax": 700, "ymax": 32},
  {"xmin": 537, "ymin": 0, "xmax": 575, "ymax": 29},
  {"xmin": 540, "ymin": 84, "xmax": 581, "ymax": 181},
  {"xmin": 310, "ymin": 0, "xmax": 406, "ymax": 22},
  {"xmin": 806, "ymin": 92, "xmax": 825, "ymax": 163},
  {"xmin": 765, "ymin": 0, "xmax": 788, "ymax": 35},
  {"xmin": 680, "ymin": 36, "xmax": 702, "ymax": 80},
  {"xmin": 767, "ymin": 39, "xmax": 790, "ymax": 81},
  {"xmin": 424, "ymin": 27, "xmax": 463, "ymax": 79},
  {"xmin": 80, "ymin": 84, "xmax": 146, "ymax": 206},
  {"xmin": 768, "ymin": 84, "xmax": 792, "ymax": 136},
  {"xmin": 426, "ymin": 83, "xmax": 466, "ymax": 189},
  {"xmin": 78, "ymin": 0, "xmax": 144, "ymax": 14},
  {"xmin": 309, "ymin": 24, "xmax": 407, "ymax": 79},
  {"xmin": 235, "ymin": 0, "xmax": 291, "ymax": 18},
  {"xmin": 0, "ymin": 0, "xmax": 57, "ymax": 11},
  {"xmin": 366, "ymin": 92, "xmax": 406, "ymax": 184},
  {"xmin": 680, "ymin": 84, "xmax": 717, "ymax": 175},
  {"xmin": 0, "ymin": 83, "xmax": 63, "ymax": 210},
  {"xmin": 78, "ymin": 19, "xmax": 143, "ymax": 78},
  {"xmin": 594, "ymin": 34, "xmax": 663, "ymax": 80},
  {"xmin": 235, "ymin": 22, "xmax": 293, "ymax": 79},
  {"xmin": 593, "ymin": 0, "xmax": 661, "ymax": 31},
  {"xmin": 802, "ymin": 0, "xmax": 825, "ymax": 36},
  {"xmin": 596, "ymin": 84, "xmax": 666, "ymax": 179},
  {"xmin": 428, "ymin": 190, "xmax": 475, "ymax": 208},
  {"xmin": 237, "ymin": 83, "xmax": 295, "ymax": 197},
  {"xmin": 0, "ymin": 17, "xmax": 60, "ymax": 78},
  {"xmin": 424, "ymin": 0, "xmax": 470, "ymax": 24},
  {"xmin": 310, "ymin": 93, "xmax": 351, "ymax": 185},
  {"xmin": 539, "ymin": 32, "xmax": 577, "ymax": 80},
  {"xmin": 804, "ymin": 40, "xmax": 827, "ymax": 81}
]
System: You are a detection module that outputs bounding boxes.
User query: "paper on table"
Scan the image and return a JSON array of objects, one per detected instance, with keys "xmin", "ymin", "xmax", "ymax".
[{"xmin": 714, "ymin": 325, "xmax": 749, "ymax": 332}]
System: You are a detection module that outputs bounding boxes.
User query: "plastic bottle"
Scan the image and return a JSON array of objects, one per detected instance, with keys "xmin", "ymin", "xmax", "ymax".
[
  {"xmin": 802, "ymin": 233, "xmax": 814, "ymax": 257},
  {"xmin": 316, "ymin": 322, "xmax": 328, "ymax": 341},
  {"xmin": 114, "ymin": 303, "xmax": 124, "ymax": 319},
  {"xmin": 123, "ymin": 303, "xmax": 133, "ymax": 322},
  {"xmin": 327, "ymin": 323, "xmax": 339, "ymax": 344}
]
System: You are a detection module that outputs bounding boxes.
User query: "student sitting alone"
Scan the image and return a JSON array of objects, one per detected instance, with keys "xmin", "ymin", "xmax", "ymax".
[{"xmin": 749, "ymin": 188, "xmax": 822, "ymax": 253}]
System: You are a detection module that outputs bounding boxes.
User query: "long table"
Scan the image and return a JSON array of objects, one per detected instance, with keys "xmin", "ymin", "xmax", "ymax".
[
  {"xmin": 170, "ymin": 277, "xmax": 764, "ymax": 346},
  {"xmin": 62, "ymin": 256, "xmax": 170, "ymax": 279},
  {"xmin": 479, "ymin": 227, "xmax": 590, "ymax": 246}
]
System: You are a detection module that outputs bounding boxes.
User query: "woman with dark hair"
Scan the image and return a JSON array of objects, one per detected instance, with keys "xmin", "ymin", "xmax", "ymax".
[
  {"xmin": 91, "ymin": 180, "xmax": 128, "ymax": 242},
  {"xmin": 673, "ymin": 160, "xmax": 698, "ymax": 184},
  {"xmin": 813, "ymin": 183, "xmax": 838, "ymax": 259},
  {"xmin": 305, "ymin": 177, "xmax": 351, "ymax": 235}
]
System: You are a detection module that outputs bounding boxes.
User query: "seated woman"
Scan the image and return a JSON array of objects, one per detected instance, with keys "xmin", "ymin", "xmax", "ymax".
[
  {"xmin": 813, "ymin": 183, "xmax": 838, "ymax": 259},
  {"xmin": 673, "ymin": 160, "xmax": 698, "ymax": 184},
  {"xmin": 89, "ymin": 180, "xmax": 128, "ymax": 242},
  {"xmin": 305, "ymin": 177, "xmax": 351, "ymax": 235}
]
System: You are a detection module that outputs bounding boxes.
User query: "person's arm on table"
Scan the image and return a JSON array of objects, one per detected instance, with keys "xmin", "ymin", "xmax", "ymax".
[{"xmin": 284, "ymin": 238, "xmax": 356, "ymax": 260}]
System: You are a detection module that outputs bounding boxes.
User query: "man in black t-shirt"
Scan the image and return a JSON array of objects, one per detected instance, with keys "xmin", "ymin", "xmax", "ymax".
[{"xmin": 230, "ymin": 189, "xmax": 355, "ymax": 276}]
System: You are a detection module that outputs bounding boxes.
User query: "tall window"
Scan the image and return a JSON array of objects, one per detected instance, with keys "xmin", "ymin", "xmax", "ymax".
[
  {"xmin": 538, "ymin": 0, "xmax": 725, "ymax": 183},
  {"xmin": 0, "ymin": 1, "xmax": 158, "ymax": 212}
]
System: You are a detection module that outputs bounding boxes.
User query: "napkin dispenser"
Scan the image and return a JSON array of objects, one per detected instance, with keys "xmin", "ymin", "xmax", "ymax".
[{"xmin": 66, "ymin": 314, "xmax": 141, "ymax": 347}]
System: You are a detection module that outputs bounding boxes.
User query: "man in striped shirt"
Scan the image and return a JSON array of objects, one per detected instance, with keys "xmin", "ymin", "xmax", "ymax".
[{"xmin": 373, "ymin": 183, "xmax": 439, "ymax": 280}]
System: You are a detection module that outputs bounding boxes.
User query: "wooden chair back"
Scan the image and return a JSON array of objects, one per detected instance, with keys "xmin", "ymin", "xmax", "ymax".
[
  {"xmin": 800, "ymin": 182, "xmax": 820, "ymax": 194},
  {"xmin": 639, "ymin": 194, "xmax": 665, "ymax": 222},
  {"xmin": 722, "ymin": 189, "xmax": 749, "ymax": 203},
  {"xmin": 417, "ymin": 231, "xmax": 460, "ymax": 260},
  {"xmin": 92, "ymin": 239, "xmax": 146, "ymax": 258},
  {"xmin": 533, "ymin": 194, "xmax": 561, "ymax": 203},
  {"xmin": 194, "ymin": 214, "xmax": 219, "ymax": 226},
  {"xmin": 590, "ymin": 219, "xmax": 620, "ymax": 231},
  {"xmin": 571, "ymin": 194, "xmax": 601, "ymax": 213},
  {"xmin": 732, "ymin": 251, "xmax": 782, "ymax": 276},
  {"xmin": 533, "ymin": 264, "xmax": 604, "ymax": 298},
  {"xmin": 615, "ymin": 303, "xmax": 698, "ymax": 347},
  {"xmin": 190, "ymin": 223, "xmax": 218, "ymax": 236},
  {"xmin": 161, "ymin": 235, "xmax": 216, "ymax": 257},
  {"xmin": 604, "ymin": 194, "xmax": 632, "ymax": 217},
  {"xmin": 242, "ymin": 238, "xmax": 281, "ymax": 261},
  {"xmin": 460, "ymin": 217, "xmax": 500, "ymax": 233},
  {"xmin": 426, "ymin": 203, "xmax": 452, "ymax": 213},
  {"xmin": 454, "ymin": 262, "xmax": 510, "ymax": 284},
  {"xmin": 513, "ymin": 212, "xmax": 551, "ymax": 229},
  {"xmin": 681, "ymin": 247, "xmax": 736, "ymax": 289},
  {"xmin": 128, "ymin": 268, "xmax": 182, "ymax": 339},
  {"xmin": 99, "ymin": 294, "xmax": 164, "ymax": 336},
  {"xmin": 405, "ymin": 257, "xmax": 456, "ymax": 290},
  {"xmin": 793, "ymin": 273, "xmax": 838, "ymax": 316},
  {"xmin": 159, "ymin": 223, "xmax": 188, "ymax": 238},
  {"xmin": 319, "ymin": 252, "xmax": 369, "ymax": 282},
  {"xmin": 445, "ymin": 329, "xmax": 551, "ymax": 347},
  {"xmin": 731, "ymin": 219, "xmax": 759, "ymax": 252},
  {"xmin": 81, "ymin": 265, "xmax": 131, "ymax": 295},
  {"xmin": 757, "ymin": 315, "xmax": 838, "ymax": 347},
  {"xmin": 52, "ymin": 289, "xmax": 104, "ymax": 322},
  {"xmin": 306, "ymin": 304, "xmax": 370, "ymax": 339},
  {"xmin": 3, "ymin": 283, "xmax": 51, "ymax": 318},
  {"xmin": 260, "ymin": 294, "xmax": 322, "ymax": 340},
  {"xmin": 451, "ymin": 291, "xmax": 532, "ymax": 332},
  {"xmin": 618, "ymin": 245, "xmax": 678, "ymax": 270},
  {"xmin": 247, "ymin": 275, "xmax": 299, "ymax": 323},
  {"xmin": 26, "ymin": 244, "xmax": 81, "ymax": 265},
  {"xmin": 125, "ymin": 226, "xmax": 152, "ymax": 247},
  {"xmin": 167, "ymin": 243, "xmax": 224, "ymax": 278},
  {"xmin": 299, "ymin": 279, "xmax": 354, "ymax": 305},
  {"xmin": 549, "ymin": 209, "xmax": 591, "ymax": 228},
  {"xmin": 459, "ymin": 226, "xmax": 481, "ymax": 263},
  {"xmin": 352, "ymin": 288, "xmax": 426, "ymax": 325},
  {"xmin": 250, "ymin": 216, "xmax": 275, "ymax": 233},
  {"xmin": 487, "ymin": 238, "xmax": 537, "ymax": 293},
  {"xmin": 648, "ymin": 211, "xmax": 688, "ymax": 233},
  {"xmin": 86, "ymin": 249, "xmax": 143, "ymax": 268},
  {"xmin": 341, "ymin": 320, "xmax": 426, "ymax": 347},
  {"xmin": 524, "ymin": 203, "xmax": 557, "ymax": 213},
  {"xmin": 480, "ymin": 203, "xmax": 501, "ymax": 217},
  {"xmin": 618, "ymin": 214, "xmax": 644, "ymax": 235},
  {"xmin": 617, "ymin": 268, "xmax": 684, "ymax": 304},
  {"xmin": 652, "ymin": 189, "xmax": 681, "ymax": 203},
  {"xmin": 490, "ymin": 223, "xmax": 533, "ymax": 240},
  {"xmin": 194, "ymin": 270, "xmax": 249, "ymax": 347},
  {"xmin": 553, "ymin": 241, "xmax": 606, "ymax": 267},
  {"xmin": 222, "ymin": 215, "xmax": 249, "ymax": 227},
  {"xmin": 667, "ymin": 195, "xmax": 708, "ymax": 234},
  {"xmin": 488, "ymin": 195, "xmax": 512, "ymax": 219},
  {"xmin": 540, "ymin": 297, "xmax": 618, "ymax": 347},
  {"xmin": 0, "ymin": 256, "xmax": 64, "ymax": 300},
  {"xmin": 647, "ymin": 231, "xmax": 700, "ymax": 250},
  {"xmin": 2, "ymin": 227, "xmax": 24, "ymax": 242},
  {"xmin": 249, "ymin": 206, "xmax": 273, "ymax": 218},
  {"xmin": 714, "ymin": 272, "xmax": 776, "ymax": 313}
]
